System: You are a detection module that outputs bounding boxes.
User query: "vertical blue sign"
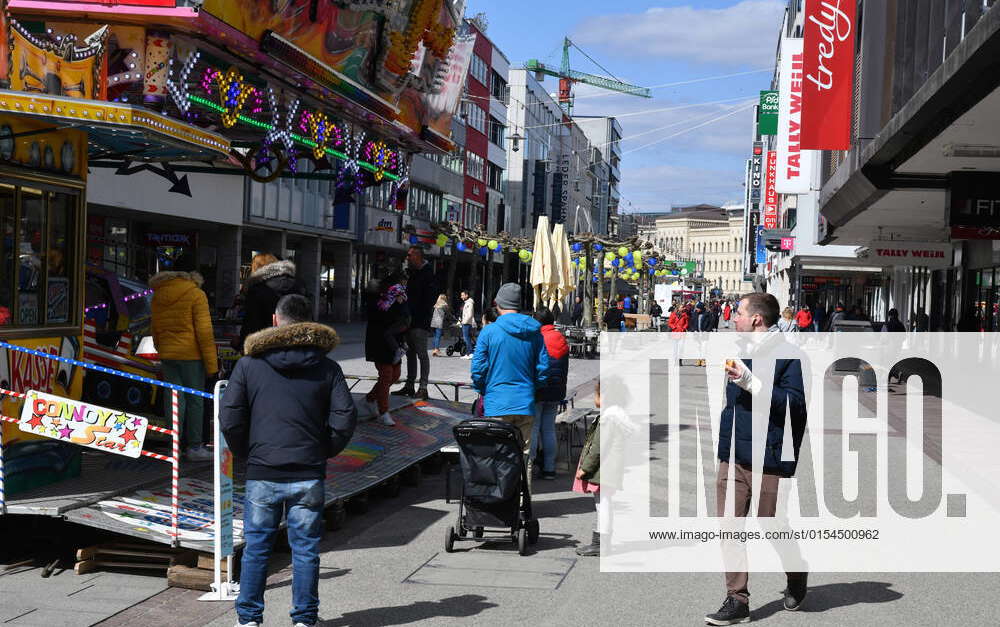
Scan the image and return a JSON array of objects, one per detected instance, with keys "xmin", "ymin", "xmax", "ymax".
[{"xmin": 756, "ymin": 225, "xmax": 767, "ymax": 264}]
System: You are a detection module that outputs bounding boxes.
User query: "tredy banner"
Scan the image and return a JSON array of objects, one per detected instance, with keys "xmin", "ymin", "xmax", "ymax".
[
  {"xmin": 776, "ymin": 38, "xmax": 815, "ymax": 194},
  {"xmin": 801, "ymin": 0, "xmax": 858, "ymax": 149}
]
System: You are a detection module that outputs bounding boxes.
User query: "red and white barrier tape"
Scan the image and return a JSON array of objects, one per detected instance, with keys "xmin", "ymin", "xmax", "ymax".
[
  {"xmin": 0, "ymin": 388, "xmax": 27, "ymax": 399},
  {"xmin": 170, "ymin": 390, "xmax": 180, "ymax": 546},
  {"xmin": 140, "ymin": 450, "xmax": 174, "ymax": 463}
]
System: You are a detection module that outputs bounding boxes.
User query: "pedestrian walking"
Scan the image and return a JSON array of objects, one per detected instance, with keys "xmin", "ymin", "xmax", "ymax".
[
  {"xmin": 777, "ymin": 307, "xmax": 798, "ymax": 333},
  {"xmin": 649, "ymin": 300, "xmax": 663, "ymax": 330},
  {"xmin": 459, "ymin": 290, "xmax": 476, "ymax": 359},
  {"xmin": 571, "ymin": 296, "xmax": 584, "ymax": 327},
  {"xmin": 150, "ymin": 258, "xmax": 218, "ymax": 462},
  {"xmin": 722, "ymin": 301, "xmax": 732, "ymax": 328},
  {"xmin": 531, "ymin": 307, "xmax": 568, "ymax": 481},
  {"xmin": 795, "ymin": 305, "xmax": 813, "ymax": 332},
  {"xmin": 362, "ymin": 277, "xmax": 411, "ymax": 426},
  {"xmin": 470, "ymin": 283, "xmax": 549, "ymax": 448},
  {"xmin": 237, "ymin": 253, "xmax": 306, "ymax": 353},
  {"xmin": 812, "ymin": 305, "xmax": 826, "ymax": 332},
  {"xmin": 221, "ymin": 294, "xmax": 357, "ymax": 627},
  {"xmin": 881, "ymin": 308, "xmax": 906, "ymax": 332},
  {"xmin": 603, "ymin": 302, "xmax": 624, "ymax": 332},
  {"xmin": 668, "ymin": 305, "xmax": 689, "ymax": 333},
  {"xmin": 430, "ymin": 293, "xmax": 450, "ymax": 357},
  {"xmin": 912, "ymin": 307, "xmax": 930, "ymax": 332},
  {"xmin": 706, "ymin": 292, "xmax": 808, "ymax": 625},
  {"xmin": 393, "ymin": 245, "xmax": 437, "ymax": 400},
  {"xmin": 826, "ymin": 302, "xmax": 846, "ymax": 331}
]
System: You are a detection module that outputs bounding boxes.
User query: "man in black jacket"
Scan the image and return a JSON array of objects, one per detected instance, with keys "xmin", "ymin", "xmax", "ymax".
[
  {"xmin": 394, "ymin": 246, "xmax": 437, "ymax": 400},
  {"xmin": 706, "ymin": 292, "xmax": 808, "ymax": 625},
  {"xmin": 221, "ymin": 294, "xmax": 357, "ymax": 627}
]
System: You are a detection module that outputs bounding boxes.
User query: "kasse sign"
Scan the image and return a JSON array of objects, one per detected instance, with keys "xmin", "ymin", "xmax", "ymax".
[{"xmin": 801, "ymin": 0, "xmax": 857, "ymax": 150}]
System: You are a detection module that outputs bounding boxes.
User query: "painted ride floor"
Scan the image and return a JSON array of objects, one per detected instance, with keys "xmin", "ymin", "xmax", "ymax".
[{"xmin": 52, "ymin": 396, "xmax": 469, "ymax": 551}]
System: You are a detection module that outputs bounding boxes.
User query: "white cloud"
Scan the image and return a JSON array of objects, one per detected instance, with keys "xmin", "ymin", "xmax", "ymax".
[{"xmin": 573, "ymin": 0, "xmax": 785, "ymax": 67}]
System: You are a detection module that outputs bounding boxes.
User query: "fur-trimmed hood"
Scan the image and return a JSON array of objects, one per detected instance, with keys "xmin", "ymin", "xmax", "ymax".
[
  {"xmin": 245, "ymin": 260, "xmax": 296, "ymax": 289},
  {"xmin": 244, "ymin": 322, "xmax": 339, "ymax": 359},
  {"xmin": 149, "ymin": 270, "xmax": 204, "ymax": 289}
]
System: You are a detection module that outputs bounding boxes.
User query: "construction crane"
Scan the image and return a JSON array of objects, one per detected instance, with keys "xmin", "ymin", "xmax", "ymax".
[{"xmin": 524, "ymin": 37, "xmax": 651, "ymax": 114}]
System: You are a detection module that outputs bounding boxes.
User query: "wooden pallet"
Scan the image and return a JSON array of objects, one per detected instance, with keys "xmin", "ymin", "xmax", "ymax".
[
  {"xmin": 74, "ymin": 542, "xmax": 180, "ymax": 575},
  {"xmin": 167, "ymin": 551, "xmax": 228, "ymax": 591}
]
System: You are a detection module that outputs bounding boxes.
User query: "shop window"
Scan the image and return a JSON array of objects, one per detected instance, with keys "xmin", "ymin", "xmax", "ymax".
[{"xmin": 19, "ymin": 188, "xmax": 44, "ymax": 326}]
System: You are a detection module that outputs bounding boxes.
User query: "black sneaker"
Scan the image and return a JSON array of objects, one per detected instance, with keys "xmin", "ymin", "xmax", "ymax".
[
  {"xmin": 541, "ymin": 471, "xmax": 557, "ymax": 480},
  {"xmin": 414, "ymin": 388, "xmax": 429, "ymax": 401},
  {"xmin": 391, "ymin": 386, "xmax": 415, "ymax": 397},
  {"xmin": 705, "ymin": 596, "xmax": 750, "ymax": 625},
  {"xmin": 783, "ymin": 573, "xmax": 808, "ymax": 611}
]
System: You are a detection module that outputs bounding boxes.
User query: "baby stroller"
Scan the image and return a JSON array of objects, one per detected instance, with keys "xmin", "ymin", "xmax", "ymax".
[
  {"xmin": 445, "ymin": 321, "xmax": 473, "ymax": 356},
  {"xmin": 445, "ymin": 420, "xmax": 539, "ymax": 555}
]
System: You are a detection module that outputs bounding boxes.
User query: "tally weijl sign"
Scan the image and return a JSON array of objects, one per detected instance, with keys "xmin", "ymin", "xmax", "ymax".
[
  {"xmin": 776, "ymin": 38, "xmax": 815, "ymax": 194},
  {"xmin": 802, "ymin": 0, "xmax": 857, "ymax": 150},
  {"xmin": 862, "ymin": 242, "xmax": 953, "ymax": 269}
]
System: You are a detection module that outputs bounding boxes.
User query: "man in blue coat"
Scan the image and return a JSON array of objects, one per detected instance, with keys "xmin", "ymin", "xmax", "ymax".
[
  {"xmin": 706, "ymin": 292, "xmax": 808, "ymax": 626},
  {"xmin": 471, "ymin": 283, "xmax": 550, "ymax": 449}
]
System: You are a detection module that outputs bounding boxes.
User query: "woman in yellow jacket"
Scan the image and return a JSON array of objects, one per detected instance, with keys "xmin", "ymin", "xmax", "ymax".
[{"xmin": 150, "ymin": 265, "xmax": 219, "ymax": 461}]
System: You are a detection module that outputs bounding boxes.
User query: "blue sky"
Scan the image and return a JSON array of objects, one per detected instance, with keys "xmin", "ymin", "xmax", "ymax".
[{"xmin": 464, "ymin": 0, "xmax": 786, "ymax": 212}]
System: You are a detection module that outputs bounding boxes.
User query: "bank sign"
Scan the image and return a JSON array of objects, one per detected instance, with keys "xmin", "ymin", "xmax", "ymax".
[{"xmin": 758, "ymin": 91, "xmax": 779, "ymax": 135}]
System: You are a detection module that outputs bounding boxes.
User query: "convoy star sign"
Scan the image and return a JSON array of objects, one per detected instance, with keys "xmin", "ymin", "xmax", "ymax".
[
  {"xmin": 801, "ymin": 0, "xmax": 857, "ymax": 150},
  {"xmin": 20, "ymin": 391, "xmax": 149, "ymax": 458}
]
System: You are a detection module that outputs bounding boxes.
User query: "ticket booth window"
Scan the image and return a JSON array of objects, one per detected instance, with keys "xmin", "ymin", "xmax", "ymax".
[{"xmin": 0, "ymin": 181, "xmax": 80, "ymax": 329}]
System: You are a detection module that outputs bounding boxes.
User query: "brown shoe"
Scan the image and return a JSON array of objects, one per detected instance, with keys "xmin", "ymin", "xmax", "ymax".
[{"xmin": 414, "ymin": 388, "xmax": 429, "ymax": 401}]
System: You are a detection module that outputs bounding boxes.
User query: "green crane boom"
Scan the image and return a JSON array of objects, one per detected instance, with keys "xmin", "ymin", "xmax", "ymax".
[{"xmin": 524, "ymin": 37, "xmax": 651, "ymax": 114}]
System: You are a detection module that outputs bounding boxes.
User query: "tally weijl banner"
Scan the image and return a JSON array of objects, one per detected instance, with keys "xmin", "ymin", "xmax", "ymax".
[
  {"xmin": 801, "ymin": 0, "xmax": 857, "ymax": 150},
  {"xmin": 775, "ymin": 37, "xmax": 815, "ymax": 194}
]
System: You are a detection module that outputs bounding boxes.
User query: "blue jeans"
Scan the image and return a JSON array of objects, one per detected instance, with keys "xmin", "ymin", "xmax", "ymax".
[
  {"xmin": 237, "ymin": 479, "xmax": 324, "ymax": 626},
  {"xmin": 432, "ymin": 327, "xmax": 443, "ymax": 349},
  {"xmin": 461, "ymin": 324, "xmax": 474, "ymax": 354},
  {"xmin": 530, "ymin": 401, "xmax": 559, "ymax": 473}
]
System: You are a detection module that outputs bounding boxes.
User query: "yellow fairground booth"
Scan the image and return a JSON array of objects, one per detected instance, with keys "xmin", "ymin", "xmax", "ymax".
[{"xmin": 0, "ymin": 2, "xmax": 229, "ymax": 498}]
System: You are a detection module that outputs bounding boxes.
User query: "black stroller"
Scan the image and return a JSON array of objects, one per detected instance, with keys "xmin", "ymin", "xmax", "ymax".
[{"xmin": 445, "ymin": 420, "xmax": 539, "ymax": 555}]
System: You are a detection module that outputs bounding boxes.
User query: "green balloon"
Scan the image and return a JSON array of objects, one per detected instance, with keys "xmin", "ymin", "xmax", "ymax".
[
  {"xmin": 519, "ymin": 249, "xmax": 529, "ymax": 261},
  {"xmin": 488, "ymin": 240, "xmax": 498, "ymax": 250},
  {"xmin": 618, "ymin": 246, "xmax": 628, "ymax": 257}
]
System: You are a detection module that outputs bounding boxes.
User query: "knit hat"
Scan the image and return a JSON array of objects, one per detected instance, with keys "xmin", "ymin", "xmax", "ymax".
[{"xmin": 494, "ymin": 283, "xmax": 521, "ymax": 311}]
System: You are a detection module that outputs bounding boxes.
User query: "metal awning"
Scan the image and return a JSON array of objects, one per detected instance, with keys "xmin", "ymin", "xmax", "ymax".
[{"xmin": 0, "ymin": 90, "xmax": 230, "ymax": 161}]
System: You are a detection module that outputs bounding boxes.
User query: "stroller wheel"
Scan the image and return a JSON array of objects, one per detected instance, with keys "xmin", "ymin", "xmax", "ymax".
[
  {"xmin": 473, "ymin": 526, "xmax": 484, "ymax": 539},
  {"xmin": 526, "ymin": 519, "xmax": 539, "ymax": 545},
  {"xmin": 446, "ymin": 346, "xmax": 454, "ymax": 356},
  {"xmin": 445, "ymin": 525, "xmax": 457, "ymax": 553},
  {"xmin": 517, "ymin": 527, "xmax": 529, "ymax": 556}
]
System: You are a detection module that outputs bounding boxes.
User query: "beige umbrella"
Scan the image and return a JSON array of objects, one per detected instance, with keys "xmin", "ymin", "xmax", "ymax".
[
  {"xmin": 529, "ymin": 215, "xmax": 556, "ymax": 309},
  {"xmin": 550, "ymin": 222, "xmax": 575, "ymax": 310}
]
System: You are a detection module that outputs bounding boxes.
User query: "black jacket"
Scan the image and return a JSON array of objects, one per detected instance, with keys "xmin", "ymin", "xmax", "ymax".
[
  {"xmin": 220, "ymin": 322, "xmax": 357, "ymax": 481},
  {"xmin": 718, "ymin": 354, "xmax": 807, "ymax": 476},
  {"xmin": 603, "ymin": 307, "xmax": 623, "ymax": 329},
  {"xmin": 405, "ymin": 261, "xmax": 438, "ymax": 331},
  {"xmin": 571, "ymin": 301, "xmax": 584, "ymax": 324},
  {"xmin": 649, "ymin": 303, "xmax": 662, "ymax": 317},
  {"xmin": 238, "ymin": 261, "xmax": 306, "ymax": 352},
  {"xmin": 364, "ymin": 300, "xmax": 409, "ymax": 363}
]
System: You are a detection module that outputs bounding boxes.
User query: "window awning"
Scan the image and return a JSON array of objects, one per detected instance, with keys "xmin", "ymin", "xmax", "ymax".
[{"xmin": 0, "ymin": 90, "xmax": 230, "ymax": 161}]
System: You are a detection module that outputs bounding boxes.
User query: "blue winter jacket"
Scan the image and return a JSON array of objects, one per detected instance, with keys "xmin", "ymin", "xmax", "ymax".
[
  {"xmin": 471, "ymin": 312, "xmax": 550, "ymax": 417},
  {"xmin": 717, "ymin": 358, "xmax": 807, "ymax": 477}
]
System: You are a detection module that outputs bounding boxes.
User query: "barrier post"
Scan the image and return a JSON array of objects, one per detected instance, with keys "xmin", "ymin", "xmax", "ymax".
[
  {"xmin": 0, "ymin": 426, "xmax": 5, "ymax": 516},
  {"xmin": 171, "ymin": 389, "xmax": 180, "ymax": 547},
  {"xmin": 199, "ymin": 379, "xmax": 238, "ymax": 601}
]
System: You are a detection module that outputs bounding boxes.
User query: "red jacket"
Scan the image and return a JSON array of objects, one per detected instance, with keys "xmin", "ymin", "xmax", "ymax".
[
  {"xmin": 795, "ymin": 310, "xmax": 813, "ymax": 328},
  {"xmin": 669, "ymin": 311, "xmax": 689, "ymax": 332},
  {"xmin": 537, "ymin": 324, "xmax": 569, "ymax": 402},
  {"xmin": 723, "ymin": 305, "xmax": 731, "ymax": 321}
]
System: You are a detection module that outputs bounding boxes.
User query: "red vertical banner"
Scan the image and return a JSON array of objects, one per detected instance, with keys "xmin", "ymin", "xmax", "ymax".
[
  {"xmin": 764, "ymin": 151, "xmax": 778, "ymax": 229},
  {"xmin": 801, "ymin": 0, "xmax": 858, "ymax": 150}
]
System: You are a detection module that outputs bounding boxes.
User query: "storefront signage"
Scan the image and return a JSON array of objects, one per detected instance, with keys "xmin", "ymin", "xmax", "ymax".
[
  {"xmin": 948, "ymin": 172, "xmax": 1000, "ymax": 238},
  {"xmin": 781, "ymin": 237, "xmax": 794, "ymax": 251},
  {"xmin": 801, "ymin": 0, "xmax": 857, "ymax": 150},
  {"xmin": 776, "ymin": 38, "xmax": 815, "ymax": 193},
  {"xmin": 745, "ymin": 206, "xmax": 759, "ymax": 274},
  {"xmin": 750, "ymin": 142, "xmax": 763, "ymax": 203},
  {"xmin": 375, "ymin": 219, "xmax": 395, "ymax": 232},
  {"xmin": 145, "ymin": 233, "xmax": 193, "ymax": 246},
  {"xmin": 758, "ymin": 91, "xmax": 779, "ymax": 135},
  {"xmin": 862, "ymin": 242, "xmax": 952, "ymax": 269},
  {"xmin": 20, "ymin": 391, "xmax": 149, "ymax": 459},
  {"xmin": 763, "ymin": 150, "xmax": 778, "ymax": 229},
  {"xmin": 756, "ymin": 225, "xmax": 767, "ymax": 265},
  {"xmin": 365, "ymin": 208, "xmax": 405, "ymax": 249}
]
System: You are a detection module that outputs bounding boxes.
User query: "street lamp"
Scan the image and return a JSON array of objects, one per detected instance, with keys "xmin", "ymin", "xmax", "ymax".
[{"xmin": 509, "ymin": 131, "xmax": 524, "ymax": 153}]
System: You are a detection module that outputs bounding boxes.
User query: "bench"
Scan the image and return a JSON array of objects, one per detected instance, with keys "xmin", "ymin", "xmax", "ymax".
[{"xmin": 556, "ymin": 407, "xmax": 596, "ymax": 471}]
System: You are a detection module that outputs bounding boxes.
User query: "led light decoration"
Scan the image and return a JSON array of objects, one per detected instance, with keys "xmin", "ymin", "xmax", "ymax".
[
  {"xmin": 215, "ymin": 68, "xmax": 255, "ymax": 128},
  {"xmin": 167, "ymin": 50, "xmax": 201, "ymax": 115},
  {"xmin": 387, "ymin": 150, "xmax": 410, "ymax": 209},
  {"xmin": 307, "ymin": 111, "xmax": 333, "ymax": 159},
  {"xmin": 364, "ymin": 140, "xmax": 392, "ymax": 182},
  {"xmin": 264, "ymin": 90, "xmax": 299, "ymax": 170}
]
